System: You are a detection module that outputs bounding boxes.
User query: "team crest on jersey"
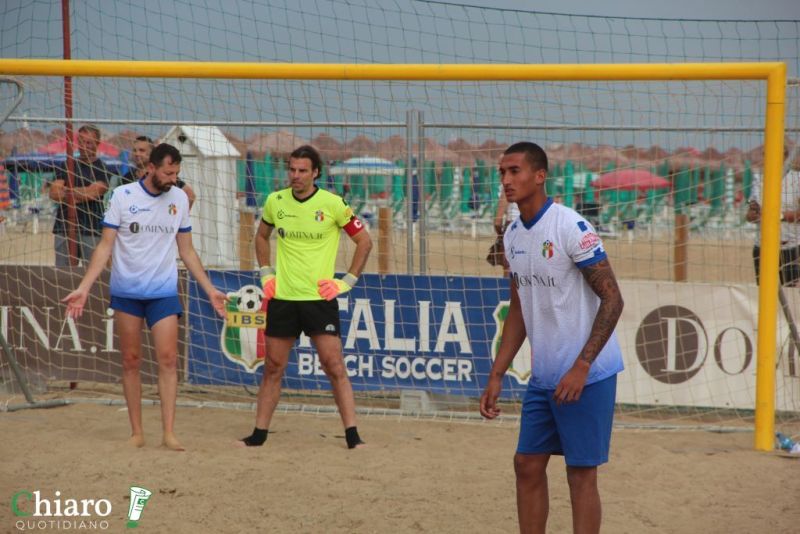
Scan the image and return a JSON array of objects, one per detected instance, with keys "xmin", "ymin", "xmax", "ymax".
[
  {"xmin": 541, "ymin": 240, "xmax": 554, "ymax": 259},
  {"xmin": 221, "ymin": 284, "xmax": 268, "ymax": 371},
  {"xmin": 315, "ymin": 210, "xmax": 325, "ymax": 222},
  {"xmin": 491, "ymin": 302, "xmax": 531, "ymax": 384},
  {"xmin": 168, "ymin": 203, "xmax": 177, "ymax": 216}
]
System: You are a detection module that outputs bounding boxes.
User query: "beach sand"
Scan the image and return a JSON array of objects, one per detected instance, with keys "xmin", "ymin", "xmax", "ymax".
[{"xmin": 1, "ymin": 402, "xmax": 798, "ymax": 533}]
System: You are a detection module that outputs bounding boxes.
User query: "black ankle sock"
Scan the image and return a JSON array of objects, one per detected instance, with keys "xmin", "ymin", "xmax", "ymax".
[
  {"xmin": 241, "ymin": 427, "xmax": 268, "ymax": 447},
  {"xmin": 345, "ymin": 426, "xmax": 364, "ymax": 449}
]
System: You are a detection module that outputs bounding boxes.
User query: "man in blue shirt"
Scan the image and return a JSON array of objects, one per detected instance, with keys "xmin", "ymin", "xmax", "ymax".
[{"xmin": 45, "ymin": 124, "xmax": 110, "ymax": 267}]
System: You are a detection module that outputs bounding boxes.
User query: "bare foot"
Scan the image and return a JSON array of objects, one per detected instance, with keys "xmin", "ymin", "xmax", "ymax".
[
  {"xmin": 161, "ymin": 433, "xmax": 185, "ymax": 451},
  {"xmin": 128, "ymin": 434, "xmax": 145, "ymax": 448}
]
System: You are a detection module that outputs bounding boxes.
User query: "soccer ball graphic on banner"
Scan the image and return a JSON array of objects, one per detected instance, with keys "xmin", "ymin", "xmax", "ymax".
[
  {"xmin": 238, "ymin": 285, "xmax": 263, "ymax": 312},
  {"xmin": 221, "ymin": 284, "xmax": 267, "ymax": 371}
]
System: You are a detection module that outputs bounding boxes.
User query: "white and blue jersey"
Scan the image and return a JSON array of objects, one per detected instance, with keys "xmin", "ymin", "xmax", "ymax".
[
  {"xmin": 504, "ymin": 197, "xmax": 624, "ymax": 390},
  {"xmin": 102, "ymin": 180, "xmax": 191, "ymax": 299}
]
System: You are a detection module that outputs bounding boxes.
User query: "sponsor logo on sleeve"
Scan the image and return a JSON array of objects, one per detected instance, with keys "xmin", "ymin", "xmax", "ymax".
[{"xmin": 579, "ymin": 232, "xmax": 600, "ymax": 250}]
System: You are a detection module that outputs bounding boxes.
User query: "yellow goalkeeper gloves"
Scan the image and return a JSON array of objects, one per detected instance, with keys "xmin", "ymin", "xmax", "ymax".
[
  {"xmin": 259, "ymin": 266, "xmax": 276, "ymax": 300},
  {"xmin": 317, "ymin": 273, "xmax": 359, "ymax": 301}
]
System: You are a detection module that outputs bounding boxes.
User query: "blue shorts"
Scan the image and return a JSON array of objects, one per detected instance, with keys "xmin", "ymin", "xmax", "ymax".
[
  {"xmin": 110, "ymin": 295, "xmax": 183, "ymax": 329},
  {"xmin": 517, "ymin": 374, "xmax": 617, "ymax": 467}
]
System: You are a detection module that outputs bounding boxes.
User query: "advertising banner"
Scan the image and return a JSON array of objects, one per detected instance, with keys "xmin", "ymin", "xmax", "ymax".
[
  {"xmin": 189, "ymin": 272, "xmax": 800, "ymax": 409},
  {"xmin": 0, "ymin": 266, "xmax": 187, "ymax": 384}
]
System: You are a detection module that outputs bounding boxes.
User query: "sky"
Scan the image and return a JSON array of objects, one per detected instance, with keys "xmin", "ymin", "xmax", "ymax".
[
  {"xmin": 1, "ymin": 0, "xmax": 799, "ymax": 152},
  {"xmin": 440, "ymin": 0, "xmax": 800, "ymax": 20}
]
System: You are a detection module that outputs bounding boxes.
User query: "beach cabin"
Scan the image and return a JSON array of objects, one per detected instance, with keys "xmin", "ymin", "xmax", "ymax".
[{"xmin": 161, "ymin": 125, "xmax": 241, "ymax": 268}]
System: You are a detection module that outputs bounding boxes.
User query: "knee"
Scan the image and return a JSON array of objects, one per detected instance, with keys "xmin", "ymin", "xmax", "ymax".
[
  {"xmin": 319, "ymin": 357, "xmax": 347, "ymax": 380},
  {"xmin": 158, "ymin": 352, "xmax": 178, "ymax": 372},
  {"xmin": 566, "ymin": 466, "xmax": 597, "ymax": 491},
  {"xmin": 264, "ymin": 356, "xmax": 287, "ymax": 377},
  {"xmin": 121, "ymin": 352, "xmax": 142, "ymax": 372},
  {"xmin": 514, "ymin": 454, "xmax": 546, "ymax": 485}
]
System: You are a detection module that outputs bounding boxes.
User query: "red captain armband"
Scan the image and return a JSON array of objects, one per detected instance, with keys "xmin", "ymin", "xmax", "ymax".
[{"xmin": 343, "ymin": 216, "xmax": 364, "ymax": 236}]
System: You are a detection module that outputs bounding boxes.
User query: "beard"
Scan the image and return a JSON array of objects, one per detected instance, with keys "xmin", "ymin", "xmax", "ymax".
[{"xmin": 152, "ymin": 175, "xmax": 173, "ymax": 192}]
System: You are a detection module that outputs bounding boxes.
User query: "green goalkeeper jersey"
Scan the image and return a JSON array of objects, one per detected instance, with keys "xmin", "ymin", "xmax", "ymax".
[{"xmin": 261, "ymin": 187, "xmax": 362, "ymax": 300}]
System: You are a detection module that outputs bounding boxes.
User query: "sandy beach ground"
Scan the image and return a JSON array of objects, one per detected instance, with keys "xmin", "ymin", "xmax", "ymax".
[
  {"xmin": 0, "ymin": 401, "xmax": 798, "ymax": 533},
  {"xmin": 0, "ymin": 223, "xmax": 757, "ymax": 284},
  {"xmin": 3, "ymin": 221, "xmax": 797, "ymax": 533}
]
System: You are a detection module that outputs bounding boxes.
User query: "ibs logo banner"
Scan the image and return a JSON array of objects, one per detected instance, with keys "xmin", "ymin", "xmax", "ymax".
[
  {"xmin": 221, "ymin": 284, "xmax": 268, "ymax": 371},
  {"xmin": 491, "ymin": 302, "xmax": 532, "ymax": 385}
]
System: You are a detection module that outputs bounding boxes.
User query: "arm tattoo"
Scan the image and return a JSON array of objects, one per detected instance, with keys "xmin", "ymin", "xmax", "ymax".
[{"xmin": 578, "ymin": 258, "xmax": 624, "ymax": 365}]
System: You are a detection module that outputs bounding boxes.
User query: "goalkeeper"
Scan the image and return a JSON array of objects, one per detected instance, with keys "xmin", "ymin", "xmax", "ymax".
[{"xmin": 238, "ymin": 145, "xmax": 372, "ymax": 449}]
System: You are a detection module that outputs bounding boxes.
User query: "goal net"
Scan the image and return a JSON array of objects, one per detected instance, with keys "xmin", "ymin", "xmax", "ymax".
[{"xmin": 0, "ymin": 1, "xmax": 798, "ymax": 437}]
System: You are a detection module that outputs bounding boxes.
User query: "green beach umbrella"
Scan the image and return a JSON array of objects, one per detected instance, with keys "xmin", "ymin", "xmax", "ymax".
[
  {"xmin": 460, "ymin": 166, "xmax": 473, "ymax": 213},
  {"xmin": 563, "ymin": 160, "xmax": 575, "ymax": 208}
]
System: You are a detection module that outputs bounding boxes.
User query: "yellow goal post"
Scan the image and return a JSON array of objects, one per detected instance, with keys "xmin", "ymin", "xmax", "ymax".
[{"xmin": 0, "ymin": 58, "xmax": 786, "ymax": 451}]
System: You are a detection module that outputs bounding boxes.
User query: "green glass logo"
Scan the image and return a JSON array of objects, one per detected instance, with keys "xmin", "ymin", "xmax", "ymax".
[{"xmin": 126, "ymin": 486, "xmax": 152, "ymax": 528}]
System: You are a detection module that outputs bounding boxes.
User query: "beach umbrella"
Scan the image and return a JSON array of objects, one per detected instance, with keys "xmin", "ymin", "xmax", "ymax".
[
  {"xmin": 328, "ymin": 156, "xmax": 404, "ymax": 176},
  {"xmin": 259, "ymin": 153, "xmax": 274, "ymax": 196},
  {"xmin": 581, "ymin": 171, "xmax": 596, "ymax": 204},
  {"xmin": 673, "ymin": 167, "xmax": 692, "ymax": 213},
  {"xmin": 668, "ymin": 146, "xmax": 703, "ymax": 172},
  {"xmin": 392, "ymin": 159, "xmax": 405, "ymax": 206},
  {"xmin": 474, "ymin": 159, "xmax": 488, "ymax": 196},
  {"xmin": 376, "ymin": 135, "xmax": 406, "ymax": 161},
  {"xmin": 690, "ymin": 167, "xmax": 700, "ymax": 204},
  {"xmin": 331, "ymin": 160, "xmax": 345, "ymax": 195},
  {"xmin": 274, "ymin": 158, "xmax": 286, "ymax": 191},
  {"xmin": 424, "ymin": 138, "xmax": 459, "ymax": 165},
  {"xmin": 446, "ymin": 138, "xmax": 477, "ymax": 166},
  {"xmin": 247, "ymin": 130, "xmax": 307, "ymax": 160},
  {"xmin": 104, "ymin": 129, "xmax": 140, "ymax": 152},
  {"xmin": 312, "ymin": 133, "xmax": 346, "ymax": 161},
  {"xmin": 591, "ymin": 168, "xmax": 671, "ymax": 191},
  {"xmin": 423, "ymin": 160, "xmax": 437, "ymax": 197},
  {"xmin": 440, "ymin": 161, "xmax": 455, "ymax": 200},
  {"xmin": 709, "ymin": 165, "xmax": 725, "ymax": 210},
  {"xmin": 37, "ymin": 135, "xmax": 120, "ymax": 158},
  {"xmin": 0, "ymin": 128, "xmax": 49, "ymax": 157},
  {"xmin": 329, "ymin": 156, "xmax": 404, "ymax": 200},
  {"xmin": 489, "ymin": 166, "xmax": 500, "ymax": 210},
  {"xmin": 563, "ymin": 160, "xmax": 575, "ymax": 208},
  {"xmin": 344, "ymin": 135, "xmax": 377, "ymax": 157},
  {"xmin": 476, "ymin": 139, "xmax": 505, "ymax": 162},
  {"xmin": 460, "ymin": 167, "xmax": 472, "ymax": 213}
]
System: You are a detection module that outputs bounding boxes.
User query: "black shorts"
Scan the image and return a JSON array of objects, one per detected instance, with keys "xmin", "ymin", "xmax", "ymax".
[
  {"xmin": 266, "ymin": 298, "xmax": 341, "ymax": 338},
  {"xmin": 753, "ymin": 244, "xmax": 800, "ymax": 286}
]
